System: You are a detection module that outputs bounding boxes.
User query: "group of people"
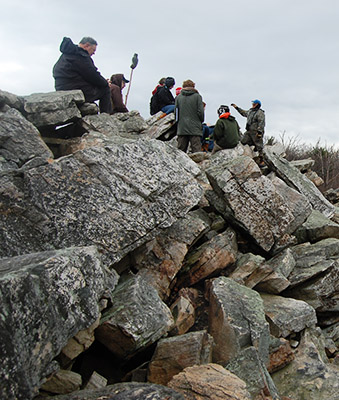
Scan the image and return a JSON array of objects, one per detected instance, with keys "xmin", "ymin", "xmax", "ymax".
[
  {"xmin": 52, "ymin": 36, "xmax": 266, "ymax": 167},
  {"xmin": 150, "ymin": 75, "xmax": 265, "ymax": 166}
]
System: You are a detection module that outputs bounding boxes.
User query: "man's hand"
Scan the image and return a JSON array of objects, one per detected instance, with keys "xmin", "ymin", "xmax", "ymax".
[{"xmin": 231, "ymin": 103, "xmax": 237, "ymax": 108}]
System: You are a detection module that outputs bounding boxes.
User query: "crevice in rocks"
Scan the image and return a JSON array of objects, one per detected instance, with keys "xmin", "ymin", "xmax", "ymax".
[
  {"xmin": 39, "ymin": 121, "xmax": 87, "ymax": 159},
  {"xmin": 70, "ymin": 339, "xmax": 157, "ymax": 386}
]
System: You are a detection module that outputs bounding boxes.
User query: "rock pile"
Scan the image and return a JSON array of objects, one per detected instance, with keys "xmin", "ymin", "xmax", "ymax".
[{"xmin": 0, "ymin": 89, "xmax": 338, "ymax": 400}]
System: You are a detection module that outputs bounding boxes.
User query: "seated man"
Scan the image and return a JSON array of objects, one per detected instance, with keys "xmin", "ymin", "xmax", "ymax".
[{"xmin": 53, "ymin": 36, "xmax": 112, "ymax": 114}]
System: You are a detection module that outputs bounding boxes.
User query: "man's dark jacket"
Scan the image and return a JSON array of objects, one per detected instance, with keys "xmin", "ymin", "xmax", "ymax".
[
  {"xmin": 53, "ymin": 37, "xmax": 108, "ymax": 100},
  {"xmin": 155, "ymin": 86, "xmax": 175, "ymax": 110}
]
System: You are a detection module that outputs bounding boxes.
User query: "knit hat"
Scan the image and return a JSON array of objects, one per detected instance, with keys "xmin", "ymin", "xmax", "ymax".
[
  {"xmin": 176, "ymin": 87, "xmax": 182, "ymax": 96},
  {"xmin": 165, "ymin": 77, "xmax": 175, "ymax": 87},
  {"xmin": 217, "ymin": 105, "xmax": 229, "ymax": 116}
]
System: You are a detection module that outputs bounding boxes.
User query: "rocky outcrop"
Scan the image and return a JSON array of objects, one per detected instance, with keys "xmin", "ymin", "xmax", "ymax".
[
  {"xmin": 1, "ymin": 90, "xmax": 338, "ymax": 400},
  {"xmin": 0, "ymin": 246, "xmax": 118, "ymax": 400}
]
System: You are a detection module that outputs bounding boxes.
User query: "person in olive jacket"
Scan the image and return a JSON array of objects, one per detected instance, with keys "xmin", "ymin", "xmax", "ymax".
[
  {"xmin": 53, "ymin": 37, "xmax": 112, "ymax": 113},
  {"xmin": 212, "ymin": 105, "xmax": 241, "ymax": 154},
  {"xmin": 175, "ymin": 79, "xmax": 205, "ymax": 153}
]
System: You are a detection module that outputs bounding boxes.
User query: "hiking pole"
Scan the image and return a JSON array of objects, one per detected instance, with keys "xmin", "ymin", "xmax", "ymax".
[{"xmin": 124, "ymin": 53, "xmax": 138, "ymax": 106}]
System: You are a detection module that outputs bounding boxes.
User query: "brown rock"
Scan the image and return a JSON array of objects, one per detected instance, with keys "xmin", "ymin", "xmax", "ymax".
[
  {"xmin": 268, "ymin": 338, "xmax": 295, "ymax": 373},
  {"xmin": 170, "ymin": 295, "xmax": 195, "ymax": 335},
  {"xmin": 168, "ymin": 363, "xmax": 251, "ymax": 400},
  {"xmin": 148, "ymin": 330, "xmax": 213, "ymax": 385}
]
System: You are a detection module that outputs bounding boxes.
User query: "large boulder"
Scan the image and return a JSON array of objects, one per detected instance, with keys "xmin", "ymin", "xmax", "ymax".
[
  {"xmin": 0, "ymin": 139, "xmax": 203, "ymax": 263},
  {"xmin": 264, "ymin": 146, "xmax": 335, "ymax": 218},
  {"xmin": 0, "ymin": 107, "xmax": 53, "ymax": 172},
  {"xmin": 23, "ymin": 90, "xmax": 85, "ymax": 128},
  {"xmin": 208, "ymin": 277, "xmax": 270, "ymax": 365},
  {"xmin": 148, "ymin": 330, "xmax": 213, "ymax": 385},
  {"xmin": 0, "ymin": 246, "xmax": 118, "ymax": 400},
  {"xmin": 260, "ymin": 294, "xmax": 317, "ymax": 337},
  {"xmin": 133, "ymin": 209, "xmax": 211, "ymax": 298},
  {"xmin": 272, "ymin": 328, "xmax": 339, "ymax": 400},
  {"xmin": 206, "ymin": 155, "xmax": 311, "ymax": 253},
  {"xmin": 167, "ymin": 363, "xmax": 251, "ymax": 400},
  {"xmin": 95, "ymin": 275, "xmax": 174, "ymax": 358}
]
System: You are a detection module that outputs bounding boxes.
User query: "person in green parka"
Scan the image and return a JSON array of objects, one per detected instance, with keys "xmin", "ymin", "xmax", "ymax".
[
  {"xmin": 175, "ymin": 79, "xmax": 205, "ymax": 153},
  {"xmin": 212, "ymin": 105, "xmax": 241, "ymax": 154}
]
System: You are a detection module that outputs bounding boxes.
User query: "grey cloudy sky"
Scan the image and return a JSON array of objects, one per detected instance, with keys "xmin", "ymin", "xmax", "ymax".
[{"xmin": 1, "ymin": 0, "xmax": 338, "ymax": 147}]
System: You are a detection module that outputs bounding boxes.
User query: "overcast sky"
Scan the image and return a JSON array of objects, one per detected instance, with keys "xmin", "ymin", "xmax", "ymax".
[{"xmin": 1, "ymin": 0, "xmax": 338, "ymax": 147}]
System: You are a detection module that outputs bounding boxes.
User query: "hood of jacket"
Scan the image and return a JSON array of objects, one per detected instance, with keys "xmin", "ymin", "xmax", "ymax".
[
  {"xmin": 181, "ymin": 87, "xmax": 198, "ymax": 96},
  {"xmin": 59, "ymin": 37, "xmax": 88, "ymax": 57},
  {"xmin": 110, "ymin": 74, "xmax": 124, "ymax": 88}
]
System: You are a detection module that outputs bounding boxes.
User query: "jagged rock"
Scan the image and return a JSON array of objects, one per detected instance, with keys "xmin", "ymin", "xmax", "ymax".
[
  {"xmin": 285, "ymin": 260, "xmax": 339, "ymax": 313},
  {"xmin": 168, "ymin": 363, "xmax": 251, "ymax": 400},
  {"xmin": 148, "ymin": 330, "xmax": 213, "ymax": 385},
  {"xmin": 78, "ymin": 102, "xmax": 99, "ymax": 116},
  {"xmin": 208, "ymin": 277, "xmax": 270, "ymax": 366},
  {"xmin": 144, "ymin": 112, "xmax": 177, "ymax": 140},
  {"xmin": 52, "ymin": 382, "xmax": 185, "ymax": 400},
  {"xmin": 133, "ymin": 209, "xmax": 211, "ymax": 298},
  {"xmin": 0, "ymin": 246, "xmax": 118, "ymax": 400},
  {"xmin": 255, "ymin": 248, "xmax": 295, "ymax": 294},
  {"xmin": 0, "ymin": 139, "xmax": 203, "ymax": 263},
  {"xmin": 289, "ymin": 158, "xmax": 315, "ymax": 171},
  {"xmin": 285, "ymin": 238, "xmax": 338, "ymax": 286},
  {"xmin": 323, "ymin": 322, "xmax": 339, "ymax": 347},
  {"xmin": 268, "ymin": 337, "xmax": 295, "ymax": 373},
  {"xmin": 294, "ymin": 209, "xmax": 339, "ymax": 243},
  {"xmin": 23, "ymin": 90, "xmax": 85, "ymax": 128},
  {"xmin": 59, "ymin": 317, "xmax": 100, "ymax": 367},
  {"xmin": 41, "ymin": 370, "xmax": 82, "ymax": 395},
  {"xmin": 305, "ymin": 170, "xmax": 324, "ymax": 187},
  {"xmin": 95, "ymin": 275, "xmax": 174, "ymax": 359},
  {"xmin": 229, "ymin": 253, "xmax": 266, "ymax": 285},
  {"xmin": 226, "ymin": 346, "xmax": 281, "ymax": 399},
  {"xmin": 206, "ymin": 155, "xmax": 311, "ymax": 252},
  {"xmin": 260, "ymin": 294, "xmax": 317, "ymax": 337},
  {"xmin": 0, "ymin": 107, "xmax": 53, "ymax": 172},
  {"xmin": 83, "ymin": 371, "xmax": 107, "ymax": 390},
  {"xmin": 264, "ymin": 146, "xmax": 335, "ymax": 218},
  {"xmin": 272, "ymin": 328, "xmax": 339, "ymax": 400},
  {"xmin": 112, "ymin": 110, "xmax": 148, "ymax": 133},
  {"xmin": 324, "ymin": 188, "xmax": 339, "ymax": 204},
  {"xmin": 169, "ymin": 295, "xmax": 195, "ymax": 335},
  {"xmin": 177, "ymin": 227, "xmax": 237, "ymax": 287},
  {"xmin": 0, "ymin": 89, "xmax": 24, "ymax": 111},
  {"xmin": 80, "ymin": 111, "xmax": 147, "ymax": 140}
]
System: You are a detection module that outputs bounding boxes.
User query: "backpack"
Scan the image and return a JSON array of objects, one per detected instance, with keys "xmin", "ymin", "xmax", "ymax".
[{"xmin": 149, "ymin": 86, "xmax": 163, "ymax": 115}]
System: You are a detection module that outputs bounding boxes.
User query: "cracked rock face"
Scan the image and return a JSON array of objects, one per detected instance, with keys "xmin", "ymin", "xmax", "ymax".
[
  {"xmin": 206, "ymin": 155, "xmax": 312, "ymax": 252},
  {"xmin": 0, "ymin": 139, "xmax": 203, "ymax": 264},
  {"xmin": 0, "ymin": 246, "xmax": 118, "ymax": 400}
]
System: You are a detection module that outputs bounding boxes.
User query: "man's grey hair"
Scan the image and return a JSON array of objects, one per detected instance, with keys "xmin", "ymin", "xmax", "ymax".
[{"xmin": 79, "ymin": 37, "xmax": 97, "ymax": 45}]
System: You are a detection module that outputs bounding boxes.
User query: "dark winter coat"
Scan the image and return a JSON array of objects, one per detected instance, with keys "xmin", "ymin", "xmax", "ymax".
[
  {"xmin": 213, "ymin": 113, "xmax": 241, "ymax": 148},
  {"xmin": 110, "ymin": 74, "xmax": 128, "ymax": 114},
  {"xmin": 155, "ymin": 86, "xmax": 175, "ymax": 110},
  {"xmin": 53, "ymin": 37, "xmax": 108, "ymax": 100},
  {"xmin": 175, "ymin": 88, "xmax": 205, "ymax": 136}
]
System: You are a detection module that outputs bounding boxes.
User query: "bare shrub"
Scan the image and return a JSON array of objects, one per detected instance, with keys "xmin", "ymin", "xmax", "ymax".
[{"xmin": 272, "ymin": 132, "xmax": 339, "ymax": 191}]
